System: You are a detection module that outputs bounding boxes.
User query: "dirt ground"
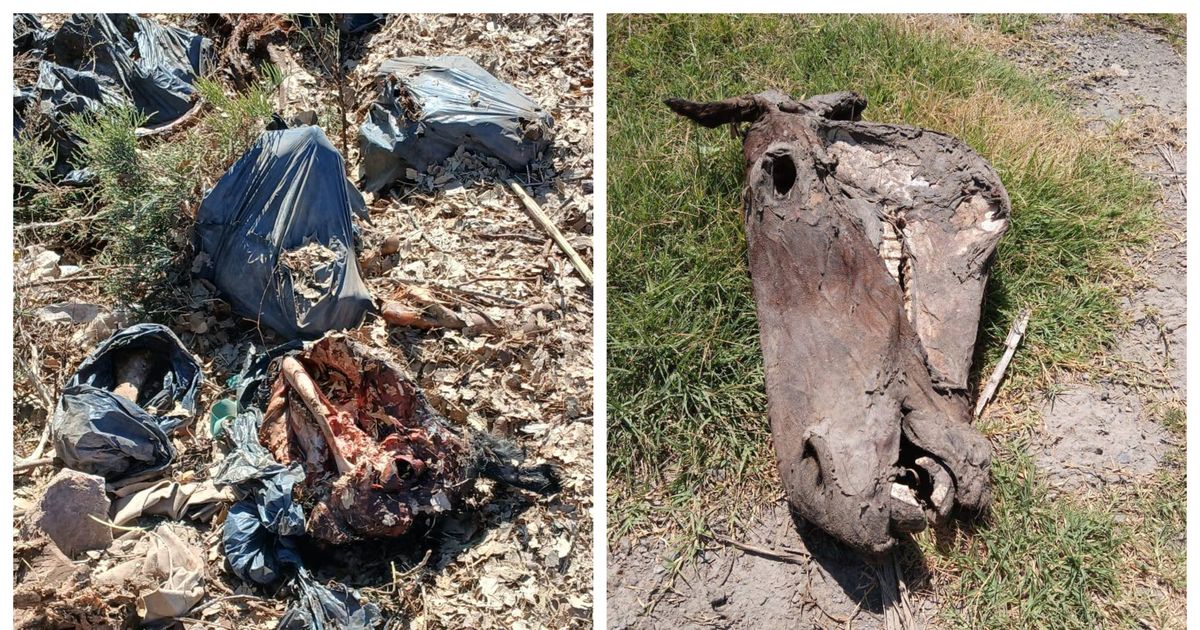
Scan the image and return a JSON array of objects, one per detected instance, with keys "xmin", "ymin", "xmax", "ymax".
[
  {"xmin": 1015, "ymin": 16, "xmax": 1186, "ymax": 492},
  {"xmin": 606, "ymin": 16, "xmax": 1185, "ymax": 629},
  {"xmin": 13, "ymin": 14, "xmax": 593, "ymax": 629}
]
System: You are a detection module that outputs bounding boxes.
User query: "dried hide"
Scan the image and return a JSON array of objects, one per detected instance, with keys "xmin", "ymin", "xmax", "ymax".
[
  {"xmin": 667, "ymin": 90, "xmax": 1010, "ymax": 555},
  {"xmin": 260, "ymin": 335, "xmax": 557, "ymax": 545}
]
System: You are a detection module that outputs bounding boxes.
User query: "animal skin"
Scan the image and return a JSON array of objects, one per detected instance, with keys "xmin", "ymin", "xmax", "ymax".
[
  {"xmin": 668, "ymin": 90, "xmax": 1009, "ymax": 555},
  {"xmin": 259, "ymin": 335, "xmax": 559, "ymax": 545}
]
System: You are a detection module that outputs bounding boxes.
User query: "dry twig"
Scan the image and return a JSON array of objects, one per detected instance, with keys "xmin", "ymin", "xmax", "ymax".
[
  {"xmin": 974, "ymin": 308, "xmax": 1032, "ymax": 417},
  {"xmin": 702, "ymin": 533, "xmax": 810, "ymax": 565},
  {"xmin": 507, "ymin": 180, "xmax": 593, "ymax": 286}
]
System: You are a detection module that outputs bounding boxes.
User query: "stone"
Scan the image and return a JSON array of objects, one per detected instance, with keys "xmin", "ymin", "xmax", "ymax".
[{"xmin": 20, "ymin": 469, "xmax": 113, "ymax": 557}]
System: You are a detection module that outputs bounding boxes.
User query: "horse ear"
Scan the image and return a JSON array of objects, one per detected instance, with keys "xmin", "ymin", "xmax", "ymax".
[
  {"xmin": 665, "ymin": 91, "xmax": 868, "ymax": 128},
  {"xmin": 664, "ymin": 95, "xmax": 767, "ymax": 128},
  {"xmin": 795, "ymin": 91, "xmax": 867, "ymax": 121}
]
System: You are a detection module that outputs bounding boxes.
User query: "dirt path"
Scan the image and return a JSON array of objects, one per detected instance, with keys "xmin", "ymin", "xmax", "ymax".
[
  {"xmin": 1013, "ymin": 16, "xmax": 1187, "ymax": 492},
  {"xmin": 607, "ymin": 17, "xmax": 1185, "ymax": 629}
]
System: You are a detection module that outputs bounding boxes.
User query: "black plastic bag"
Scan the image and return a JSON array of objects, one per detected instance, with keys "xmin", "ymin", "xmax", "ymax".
[
  {"xmin": 358, "ymin": 55, "xmax": 553, "ymax": 192},
  {"xmin": 49, "ymin": 13, "xmax": 209, "ymax": 126},
  {"xmin": 217, "ymin": 411, "xmax": 381, "ymax": 630},
  {"xmin": 14, "ymin": 14, "xmax": 210, "ymax": 180},
  {"xmin": 14, "ymin": 14, "xmax": 54, "ymax": 55},
  {"xmin": 277, "ymin": 571, "xmax": 383, "ymax": 630},
  {"xmin": 293, "ymin": 14, "xmax": 386, "ymax": 36},
  {"xmin": 51, "ymin": 323, "xmax": 203, "ymax": 485},
  {"xmin": 223, "ymin": 499, "xmax": 305, "ymax": 585},
  {"xmin": 195, "ymin": 126, "xmax": 373, "ymax": 341}
]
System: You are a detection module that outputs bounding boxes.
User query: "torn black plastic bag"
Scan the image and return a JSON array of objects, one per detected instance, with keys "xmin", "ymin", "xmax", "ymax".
[
  {"xmin": 217, "ymin": 411, "xmax": 380, "ymax": 630},
  {"xmin": 224, "ymin": 499, "xmax": 304, "ymax": 585},
  {"xmin": 14, "ymin": 14, "xmax": 54, "ymax": 55},
  {"xmin": 217, "ymin": 408, "xmax": 306, "ymax": 585},
  {"xmin": 15, "ymin": 14, "xmax": 211, "ymax": 180},
  {"xmin": 358, "ymin": 55, "xmax": 554, "ymax": 192},
  {"xmin": 50, "ymin": 13, "xmax": 210, "ymax": 126},
  {"xmin": 195, "ymin": 126, "xmax": 373, "ymax": 340},
  {"xmin": 51, "ymin": 323, "xmax": 203, "ymax": 485}
]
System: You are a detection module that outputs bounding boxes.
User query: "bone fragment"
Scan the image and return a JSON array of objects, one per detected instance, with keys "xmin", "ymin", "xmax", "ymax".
[
  {"xmin": 914, "ymin": 456, "xmax": 955, "ymax": 522},
  {"xmin": 974, "ymin": 308, "xmax": 1032, "ymax": 417},
  {"xmin": 113, "ymin": 350, "xmax": 154, "ymax": 403},
  {"xmin": 281, "ymin": 357, "xmax": 354, "ymax": 474}
]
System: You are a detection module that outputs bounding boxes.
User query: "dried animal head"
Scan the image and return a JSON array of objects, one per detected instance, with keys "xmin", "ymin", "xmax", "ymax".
[{"xmin": 668, "ymin": 90, "xmax": 1009, "ymax": 554}]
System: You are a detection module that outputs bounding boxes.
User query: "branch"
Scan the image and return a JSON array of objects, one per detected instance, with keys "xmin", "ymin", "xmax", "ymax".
[{"xmin": 507, "ymin": 180, "xmax": 593, "ymax": 286}]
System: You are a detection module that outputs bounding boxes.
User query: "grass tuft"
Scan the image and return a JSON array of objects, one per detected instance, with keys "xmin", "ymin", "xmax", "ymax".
[{"xmin": 925, "ymin": 443, "xmax": 1124, "ymax": 629}]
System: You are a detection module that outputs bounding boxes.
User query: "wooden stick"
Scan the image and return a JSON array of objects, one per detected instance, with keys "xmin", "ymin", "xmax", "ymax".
[
  {"xmin": 13, "ymin": 457, "xmax": 54, "ymax": 472},
  {"xmin": 16, "ymin": 213, "xmax": 105, "ymax": 232},
  {"xmin": 15, "ymin": 274, "xmax": 103, "ymax": 289},
  {"xmin": 15, "ymin": 336, "xmax": 56, "ymax": 469},
  {"xmin": 703, "ymin": 533, "xmax": 810, "ymax": 565},
  {"xmin": 974, "ymin": 308, "xmax": 1032, "ymax": 418},
  {"xmin": 1156, "ymin": 144, "xmax": 1187, "ymax": 203},
  {"xmin": 507, "ymin": 180, "xmax": 593, "ymax": 286},
  {"xmin": 892, "ymin": 553, "xmax": 917, "ymax": 630}
]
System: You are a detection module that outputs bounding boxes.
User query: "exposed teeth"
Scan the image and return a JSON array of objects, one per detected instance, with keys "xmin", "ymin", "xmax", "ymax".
[
  {"xmin": 890, "ymin": 482, "xmax": 920, "ymax": 507},
  {"xmin": 879, "ymin": 221, "xmax": 903, "ymax": 282},
  {"xmin": 889, "ymin": 482, "xmax": 926, "ymax": 533},
  {"xmin": 915, "ymin": 456, "xmax": 955, "ymax": 523}
]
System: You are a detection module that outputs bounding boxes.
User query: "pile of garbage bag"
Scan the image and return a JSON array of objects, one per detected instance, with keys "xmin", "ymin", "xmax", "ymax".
[
  {"xmin": 13, "ymin": 13, "xmax": 211, "ymax": 181},
  {"xmin": 358, "ymin": 55, "xmax": 554, "ymax": 192},
  {"xmin": 26, "ymin": 21, "xmax": 566, "ymax": 625}
]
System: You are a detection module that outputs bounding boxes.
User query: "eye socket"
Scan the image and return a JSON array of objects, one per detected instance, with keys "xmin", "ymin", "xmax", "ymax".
[{"xmin": 763, "ymin": 152, "xmax": 797, "ymax": 197}]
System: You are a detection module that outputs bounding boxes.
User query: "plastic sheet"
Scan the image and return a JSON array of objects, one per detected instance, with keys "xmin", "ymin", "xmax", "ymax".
[
  {"xmin": 13, "ymin": 14, "xmax": 54, "ymax": 55},
  {"xmin": 49, "ymin": 13, "xmax": 209, "ymax": 125},
  {"xmin": 215, "ymin": 409, "xmax": 306, "ymax": 584},
  {"xmin": 358, "ymin": 55, "xmax": 553, "ymax": 192},
  {"xmin": 195, "ymin": 126, "xmax": 373, "ymax": 341},
  {"xmin": 51, "ymin": 323, "xmax": 203, "ymax": 485}
]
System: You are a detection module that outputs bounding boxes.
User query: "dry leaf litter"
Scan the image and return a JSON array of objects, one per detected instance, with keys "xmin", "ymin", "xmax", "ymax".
[{"xmin": 13, "ymin": 13, "xmax": 593, "ymax": 629}]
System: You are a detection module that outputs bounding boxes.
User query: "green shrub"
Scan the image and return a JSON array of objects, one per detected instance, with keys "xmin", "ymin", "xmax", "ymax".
[{"xmin": 57, "ymin": 69, "xmax": 281, "ymax": 316}]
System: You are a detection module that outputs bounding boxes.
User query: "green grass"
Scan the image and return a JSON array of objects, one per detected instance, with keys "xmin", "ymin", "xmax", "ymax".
[
  {"xmin": 927, "ymin": 419, "xmax": 1184, "ymax": 628},
  {"xmin": 969, "ymin": 13, "xmax": 1047, "ymax": 37},
  {"xmin": 607, "ymin": 13, "xmax": 1164, "ymax": 626},
  {"xmin": 931, "ymin": 443, "xmax": 1124, "ymax": 629}
]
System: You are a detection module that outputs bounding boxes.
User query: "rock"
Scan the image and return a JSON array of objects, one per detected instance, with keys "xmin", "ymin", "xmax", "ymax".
[
  {"xmin": 19, "ymin": 246, "xmax": 61, "ymax": 282},
  {"xmin": 71, "ymin": 310, "xmax": 121, "ymax": 346},
  {"xmin": 291, "ymin": 110, "xmax": 318, "ymax": 126},
  {"xmin": 35, "ymin": 302, "xmax": 102, "ymax": 325},
  {"xmin": 380, "ymin": 234, "xmax": 402, "ymax": 256},
  {"xmin": 20, "ymin": 469, "xmax": 113, "ymax": 557}
]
